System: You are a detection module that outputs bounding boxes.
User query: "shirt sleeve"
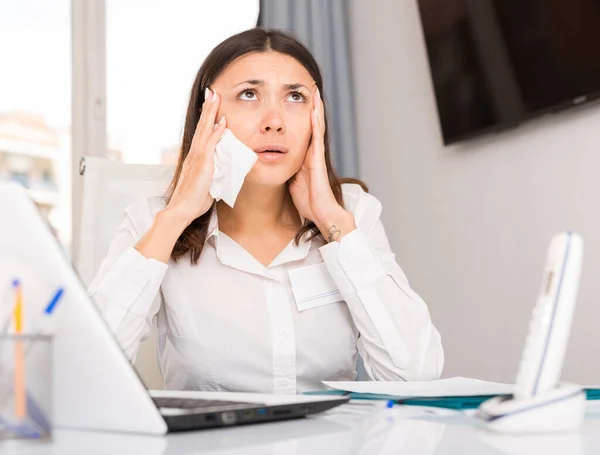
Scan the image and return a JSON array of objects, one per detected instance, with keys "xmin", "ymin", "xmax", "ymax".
[
  {"xmin": 87, "ymin": 202, "xmax": 168, "ymax": 362},
  {"xmin": 319, "ymin": 186, "xmax": 444, "ymax": 381}
]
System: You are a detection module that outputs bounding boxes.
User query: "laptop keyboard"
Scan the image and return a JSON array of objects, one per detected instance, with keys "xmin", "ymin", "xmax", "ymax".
[{"xmin": 153, "ymin": 397, "xmax": 263, "ymax": 411}]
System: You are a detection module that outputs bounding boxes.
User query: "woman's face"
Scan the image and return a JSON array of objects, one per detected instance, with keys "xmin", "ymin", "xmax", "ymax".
[{"xmin": 210, "ymin": 51, "xmax": 316, "ymax": 187}]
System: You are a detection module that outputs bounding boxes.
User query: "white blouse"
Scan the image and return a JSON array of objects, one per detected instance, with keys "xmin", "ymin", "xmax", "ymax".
[{"xmin": 88, "ymin": 183, "xmax": 443, "ymax": 394}]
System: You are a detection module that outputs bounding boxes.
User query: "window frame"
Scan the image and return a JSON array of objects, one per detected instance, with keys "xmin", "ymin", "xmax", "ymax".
[{"xmin": 71, "ymin": 0, "xmax": 107, "ymax": 261}]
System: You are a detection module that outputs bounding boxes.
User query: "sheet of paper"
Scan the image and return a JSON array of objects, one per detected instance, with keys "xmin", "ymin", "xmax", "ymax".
[{"xmin": 322, "ymin": 376, "xmax": 515, "ymax": 398}]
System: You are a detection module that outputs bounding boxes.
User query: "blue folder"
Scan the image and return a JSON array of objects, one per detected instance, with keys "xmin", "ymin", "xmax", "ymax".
[{"xmin": 304, "ymin": 388, "xmax": 600, "ymax": 410}]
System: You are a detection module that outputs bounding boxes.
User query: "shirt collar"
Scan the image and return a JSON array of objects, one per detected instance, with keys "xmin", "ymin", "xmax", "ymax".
[
  {"xmin": 268, "ymin": 231, "xmax": 313, "ymax": 268},
  {"xmin": 204, "ymin": 207, "xmax": 314, "ymax": 273},
  {"xmin": 206, "ymin": 206, "xmax": 219, "ymax": 241}
]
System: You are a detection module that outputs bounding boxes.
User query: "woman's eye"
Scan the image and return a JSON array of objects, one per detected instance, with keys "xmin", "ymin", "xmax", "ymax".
[
  {"xmin": 239, "ymin": 90, "xmax": 257, "ymax": 101},
  {"xmin": 287, "ymin": 92, "xmax": 306, "ymax": 103}
]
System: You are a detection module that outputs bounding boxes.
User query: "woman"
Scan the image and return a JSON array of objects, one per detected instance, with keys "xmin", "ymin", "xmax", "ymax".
[{"xmin": 89, "ymin": 28, "xmax": 443, "ymax": 394}]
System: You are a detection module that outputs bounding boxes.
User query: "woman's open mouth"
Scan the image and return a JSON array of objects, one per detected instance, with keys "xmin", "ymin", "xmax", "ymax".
[{"xmin": 254, "ymin": 145, "xmax": 289, "ymax": 161}]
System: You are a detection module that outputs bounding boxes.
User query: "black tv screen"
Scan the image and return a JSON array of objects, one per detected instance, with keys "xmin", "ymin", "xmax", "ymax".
[{"xmin": 418, "ymin": 0, "xmax": 600, "ymax": 144}]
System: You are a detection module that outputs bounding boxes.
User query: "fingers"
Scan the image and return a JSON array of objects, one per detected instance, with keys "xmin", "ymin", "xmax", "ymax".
[
  {"xmin": 188, "ymin": 88, "xmax": 222, "ymax": 160},
  {"xmin": 203, "ymin": 116, "xmax": 227, "ymax": 164},
  {"xmin": 310, "ymin": 98, "xmax": 325, "ymax": 159},
  {"xmin": 195, "ymin": 88, "xmax": 221, "ymax": 141},
  {"xmin": 314, "ymin": 87, "xmax": 325, "ymax": 133}
]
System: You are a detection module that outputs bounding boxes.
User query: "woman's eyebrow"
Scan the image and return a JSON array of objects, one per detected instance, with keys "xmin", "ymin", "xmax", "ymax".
[
  {"xmin": 234, "ymin": 79, "xmax": 263, "ymax": 87},
  {"xmin": 285, "ymin": 83, "xmax": 310, "ymax": 91},
  {"xmin": 232, "ymin": 80, "xmax": 310, "ymax": 91}
]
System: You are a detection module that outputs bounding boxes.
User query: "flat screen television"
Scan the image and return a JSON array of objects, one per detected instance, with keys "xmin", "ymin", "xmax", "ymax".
[{"xmin": 417, "ymin": 0, "xmax": 600, "ymax": 144}]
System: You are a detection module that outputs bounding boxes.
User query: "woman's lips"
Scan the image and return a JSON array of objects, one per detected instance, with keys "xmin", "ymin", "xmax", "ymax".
[
  {"xmin": 254, "ymin": 145, "xmax": 289, "ymax": 162},
  {"xmin": 254, "ymin": 150, "xmax": 287, "ymax": 161}
]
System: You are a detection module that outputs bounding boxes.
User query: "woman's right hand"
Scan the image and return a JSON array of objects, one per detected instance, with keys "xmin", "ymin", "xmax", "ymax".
[{"xmin": 166, "ymin": 88, "xmax": 227, "ymax": 225}]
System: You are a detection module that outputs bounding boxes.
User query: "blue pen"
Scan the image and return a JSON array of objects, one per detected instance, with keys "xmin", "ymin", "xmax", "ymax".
[
  {"xmin": 31, "ymin": 287, "xmax": 64, "ymax": 336},
  {"xmin": 43, "ymin": 288, "xmax": 63, "ymax": 319},
  {"xmin": 21, "ymin": 287, "xmax": 64, "ymax": 357}
]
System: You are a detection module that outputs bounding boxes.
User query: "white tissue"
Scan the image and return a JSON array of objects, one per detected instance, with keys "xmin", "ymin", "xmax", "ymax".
[{"xmin": 209, "ymin": 128, "xmax": 257, "ymax": 208}]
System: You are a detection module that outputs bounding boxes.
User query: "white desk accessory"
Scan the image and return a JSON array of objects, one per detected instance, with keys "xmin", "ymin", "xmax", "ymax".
[{"xmin": 476, "ymin": 232, "xmax": 585, "ymax": 433}]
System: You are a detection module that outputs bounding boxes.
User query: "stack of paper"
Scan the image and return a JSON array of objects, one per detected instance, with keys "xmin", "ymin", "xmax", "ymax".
[
  {"xmin": 318, "ymin": 377, "xmax": 600, "ymax": 411},
  {"xmin": 322, "ymin": 377, "xmax": 515, "ymax": 398}
]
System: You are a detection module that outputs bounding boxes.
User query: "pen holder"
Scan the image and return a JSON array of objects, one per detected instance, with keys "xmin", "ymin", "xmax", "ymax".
[{"xmin": 0, "ymin": 334, "xmax": 53, "ymax": 440}]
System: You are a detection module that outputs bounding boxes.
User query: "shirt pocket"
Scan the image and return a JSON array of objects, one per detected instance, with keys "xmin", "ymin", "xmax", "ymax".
[{"xmin": 288, "ymin": 262, "xmax": 343, "ymax": 312}]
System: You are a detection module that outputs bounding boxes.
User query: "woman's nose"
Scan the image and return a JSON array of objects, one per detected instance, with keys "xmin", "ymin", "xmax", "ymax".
[{"xmin": 260, "ymin": 111, "xmax": 285, "ymax": 134}]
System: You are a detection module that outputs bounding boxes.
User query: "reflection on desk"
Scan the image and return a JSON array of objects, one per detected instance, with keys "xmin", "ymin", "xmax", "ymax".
[
  {"xmin": 1, "ymin": 405, "xmax": 444, "ymax": 455},
  {"xmin": 478, "ymin": 431, "xmax": 584, "ymax": 455},
  {"xmin": 352, "ymin": 409, "xmax": 445, "ymax": 455},
  {"xmin": 4, "ymin": 405, "xmax": 600, "ymax": 455}
]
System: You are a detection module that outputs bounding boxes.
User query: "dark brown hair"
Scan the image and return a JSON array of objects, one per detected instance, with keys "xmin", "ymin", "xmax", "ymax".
[{"xmin": 166, "ymin": 27, "xmax": 366, "ymax": 264}]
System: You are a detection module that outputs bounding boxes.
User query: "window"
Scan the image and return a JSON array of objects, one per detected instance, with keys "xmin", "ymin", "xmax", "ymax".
[
  {"xmin": 0, "ymin": 0, "xmax": 259, "ymax": 255},
  {"xmin": 106, "ymin": 0, "xmax": 259, "ymax": 165},
  {"xmin": 0, "ymin": 0, "xmax": 71, "ymax": 250},
  {"xmin": 9, "ymin": 171, "xmax": 30, "ymax": 188}
]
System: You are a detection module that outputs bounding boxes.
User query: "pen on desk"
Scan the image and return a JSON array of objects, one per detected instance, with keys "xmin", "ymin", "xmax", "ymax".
[{"xmin": 13, "ymin": 279, "xmax": 28, "ymax": 420}]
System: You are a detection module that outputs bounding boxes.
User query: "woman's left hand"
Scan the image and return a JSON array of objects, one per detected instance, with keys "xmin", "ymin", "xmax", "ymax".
[{"xmin": 289, "ymin": 88, "xmax": 356, "ymax": 243}]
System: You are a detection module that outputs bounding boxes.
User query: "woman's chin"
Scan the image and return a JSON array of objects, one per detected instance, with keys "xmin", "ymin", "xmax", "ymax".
[
  {"xmin": 245, "ymin": 178, "xmax": 289, "ymax": 189},
  {"xmin": 245, "ymin": 169, "xmax": 298, "ymax": 188}
]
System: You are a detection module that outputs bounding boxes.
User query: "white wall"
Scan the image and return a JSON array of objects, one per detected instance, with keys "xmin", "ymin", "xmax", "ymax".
[{"xmin": 347, "ymin": 0, "xmax": 600, "ymax": 383}]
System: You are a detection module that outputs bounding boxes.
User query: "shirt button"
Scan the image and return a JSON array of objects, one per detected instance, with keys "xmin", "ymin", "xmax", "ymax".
[
  {"xmin": 282, "ymin": 379, "xmax": 289, "ymax": 386},
  {"xmin": 282, "ymin": 329, "xmax": 288, "ymax": 336}
]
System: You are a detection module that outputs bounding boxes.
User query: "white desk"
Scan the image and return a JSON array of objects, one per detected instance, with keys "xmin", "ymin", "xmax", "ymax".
[{"xmin": 3, "ymin": 404, "xmax": 600, "ymax": 455}]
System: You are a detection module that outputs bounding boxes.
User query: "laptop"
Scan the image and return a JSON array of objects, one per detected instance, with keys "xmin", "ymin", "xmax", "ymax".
[{"xmin": 0, "ymin": 183, "xmax": 349, "ymax": 435}]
